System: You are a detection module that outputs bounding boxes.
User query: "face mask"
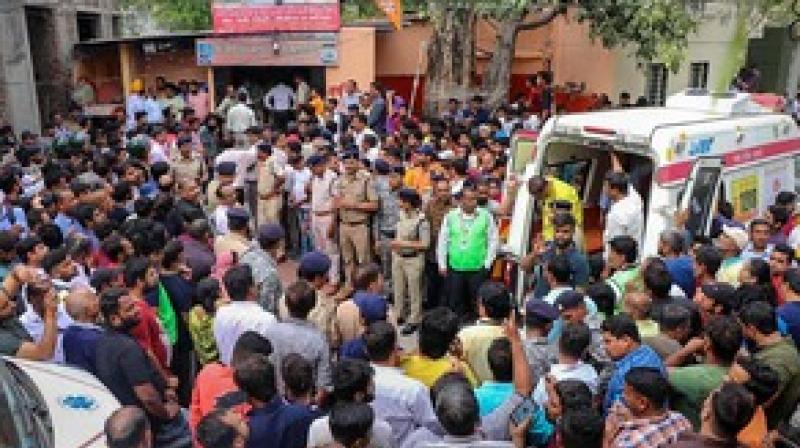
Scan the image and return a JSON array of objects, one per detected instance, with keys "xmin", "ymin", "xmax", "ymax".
[{"xmin": 477, "ymin": 196, "xmax": 489, "ymax": 207}]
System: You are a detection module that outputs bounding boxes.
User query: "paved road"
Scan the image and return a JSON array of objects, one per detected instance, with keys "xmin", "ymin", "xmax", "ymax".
[{"xmin": 277, "ymin": 259, "xmax": 417, "ymax": 351}]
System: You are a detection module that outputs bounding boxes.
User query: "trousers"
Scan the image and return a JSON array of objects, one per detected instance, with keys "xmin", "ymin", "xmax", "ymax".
[
  {"xmin": 311, "ymin": 214, "xmax": 340, "ymax": 286},
  {"xmin": 446, "ymin": 268, "xmax": 488, "ymax": 321},
  {"xmin": 339, "ymin": 222, "xmax": 371, "ymax": 286},
  {"xmin": 257, "ymin": 197, "xmax": 281, "ymax": 227},
  {"xmin": 392, "ymin": 254, "xmax": 424, "ymax": 324}
]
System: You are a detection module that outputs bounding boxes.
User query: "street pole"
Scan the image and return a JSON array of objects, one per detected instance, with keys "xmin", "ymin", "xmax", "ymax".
[{"xmin": 410, "ymin": 40, "xmax": 427, "ymax": 114}]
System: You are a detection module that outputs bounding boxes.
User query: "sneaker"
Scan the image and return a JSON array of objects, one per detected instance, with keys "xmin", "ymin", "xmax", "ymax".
[{"xmin": 401, "ymin": 324, "xmax": 418, "ymax": 336}]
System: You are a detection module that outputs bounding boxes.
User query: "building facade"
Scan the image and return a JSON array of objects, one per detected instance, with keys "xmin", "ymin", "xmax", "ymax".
[{"xmin": 0, "ymin": 0, "xmax": 124, "ymax": 133}]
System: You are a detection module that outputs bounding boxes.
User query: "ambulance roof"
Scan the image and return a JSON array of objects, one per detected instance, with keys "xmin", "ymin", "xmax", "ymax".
[{"xmin": 549, "ymin": 91, "xmax": 789, "ymax": 141}]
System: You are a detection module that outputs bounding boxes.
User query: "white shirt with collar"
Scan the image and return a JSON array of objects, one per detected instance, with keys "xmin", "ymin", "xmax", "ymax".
[
  {"xmin": 213, "ymin": 301, "xmax": 276, "ymax": 365},
  {"xmin": 19, "ymin": 302, "xmax": 74, "ymax": 363},
  {"xmin": 215, "ymin": 147, "xmax": 257, "ymax": 189},
  {"xmin": 371, "ymin": 364, "xmax": 439, "ymax": 447},
  {"xmin": 265, "ymin": 84, "xmax": 295, "ymax": 111},
  {"xmin": 603, "ymin": 186, "xmax": 643, "ymax": 248}
]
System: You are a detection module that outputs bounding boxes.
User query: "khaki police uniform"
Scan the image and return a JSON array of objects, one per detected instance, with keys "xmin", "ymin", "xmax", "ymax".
[
  {"xmin": 392, "ymin": 209, "xmax": 430, "ymax": 325},
  {"xmin": 256, "ymin": 156, "xmax": 282, "ymax": 226},
  {"xmin": 311, "ymin": 170, "xmax": 340, "ymax": 286},
  {"xmin": 335, "ymin": 172, "xmax": 378, "ymax": 285},
  {"xmin": 171, "ymin": 154, "xmax": 207, "ymax": 185}
]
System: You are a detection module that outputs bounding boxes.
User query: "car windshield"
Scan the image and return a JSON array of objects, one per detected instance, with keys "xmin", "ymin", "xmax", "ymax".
[{"xmin": 0, "ymin": 361, "xmax": 53, "ymax": 448}]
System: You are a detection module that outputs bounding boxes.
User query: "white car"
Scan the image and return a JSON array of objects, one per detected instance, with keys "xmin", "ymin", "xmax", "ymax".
[{"xmin": 0, "ymin": 357, "xmax": 120, "ymax": 448}]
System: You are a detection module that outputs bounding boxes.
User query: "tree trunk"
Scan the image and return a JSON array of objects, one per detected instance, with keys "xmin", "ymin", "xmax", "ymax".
[
  {"xmin": 423, "ymin": 4, "xmax": 476, "ymax": 116},
  {"xmin": 482, "ymin": 16, "xmax": 523, "ymax": 111},
  {"xmin": 786, "ymin": 40, "xmax": 800, "ymax": 98}
]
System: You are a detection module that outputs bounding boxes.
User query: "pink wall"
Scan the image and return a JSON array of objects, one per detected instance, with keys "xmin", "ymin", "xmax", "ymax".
[
  {"xmin": 326, "ymin": 27, "xmax": 376, "ymax": 95},
  {"xmin": 550, "ymin": 14, "xmax": 615, "ymax": 95}
]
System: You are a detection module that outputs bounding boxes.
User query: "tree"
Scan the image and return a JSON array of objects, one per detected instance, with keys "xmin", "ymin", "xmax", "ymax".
[
  {"xmin": 423, "ymin": 0, "xmax": 478, "ymax": 115},
  {"xmin": 121, "ymin": 0, "xmax": 212, "ymax": 31},
  {"xmin": 478, "ymin": 0, "xmax": 698, "ymax": 110}
]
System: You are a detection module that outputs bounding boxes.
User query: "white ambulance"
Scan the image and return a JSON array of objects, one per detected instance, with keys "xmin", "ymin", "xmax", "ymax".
[{"xmin": 503, "ymin": 91, "xmax": 800, "ymax": 299}]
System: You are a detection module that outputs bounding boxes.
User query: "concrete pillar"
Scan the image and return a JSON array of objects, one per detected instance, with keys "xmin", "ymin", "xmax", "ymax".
[
  {"xmin": 54, "ymin": 1, "xmax": 79, "ymax": 96},
  {"xmin": 120, "ymin": 42, "xmax": 133, "ymax": 99},
  {"xmin": 0, "ymin": 0, "xmax": 41, "ymax": 133}
]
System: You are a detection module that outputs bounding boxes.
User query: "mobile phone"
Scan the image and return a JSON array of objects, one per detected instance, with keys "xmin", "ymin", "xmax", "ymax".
[{"xmin": 509, "ymin": 396, "xmax": 538, "ymax": 426}]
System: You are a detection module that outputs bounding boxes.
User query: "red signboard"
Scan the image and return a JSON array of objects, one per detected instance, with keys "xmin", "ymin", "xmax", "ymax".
[{"xmin": 212, "ymin": 2, "xmax": 340, "ymax": 33}]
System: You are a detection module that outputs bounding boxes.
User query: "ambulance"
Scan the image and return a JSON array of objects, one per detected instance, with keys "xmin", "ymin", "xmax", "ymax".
[{"xmin": 503, "ymin": 90, "xmax": 800, "ymax": 300}]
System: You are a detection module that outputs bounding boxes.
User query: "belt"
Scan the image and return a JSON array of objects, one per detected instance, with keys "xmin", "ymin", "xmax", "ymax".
[
  {"xmin": 342, "ymin": 221, "xmax": 367, "ymax": 226},
  {"xmin": 314, "ymin": 211, "xmax": 333, "ymax": 216},
  {"xmin": 398, "ymin": 252, "xmax": 422, "ymax": 258}
]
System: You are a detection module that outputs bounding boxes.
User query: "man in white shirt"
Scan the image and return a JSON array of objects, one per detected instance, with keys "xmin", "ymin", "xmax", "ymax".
[
  {"xmin": 225, "ymin": 92, "xmax": 256, "ymax": 145},
  {"xmin": 215, "ymin": 143, "xmax": 257, "ymax": 204},
  {"xmin": 213, "ymin": 265, "xmax": 276, "ymax": 365},
  {"xmin": 126, "ymin": 84, "xmax": 147, "ymax": 131},
  {"xmin": 532, "ymin": 321, "xmax": 598, "ymax": 406},
  {"xmin": 437, "ymin": 185, "xmax": 499, "ymax": 320},
  {"xmin": 366, "ymin": 321, "xmax": 438, "ymax": 446},
  {"xmin": 603, "ymin": 171, "xmax": 643, "ymax": 255},
  {"xmin": 340, "ymin": 79, "xmax": 362, "ymax": 112},
  {"xmin": 351, "ymin": 113, "xmax": 378, "ymax": 149},
  {"xmin": 265, "ymin": 82, "xmax": 295, "ymax": 131}
]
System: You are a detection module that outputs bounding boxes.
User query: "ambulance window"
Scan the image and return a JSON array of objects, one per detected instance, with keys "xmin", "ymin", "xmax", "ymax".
[
  {"xmin": 685, "ymin": 164, "xmax": 723, "ymax": 239},
  {"xmin": 512, "ymin": 139, "xmax": 535, "ymax": 174}
]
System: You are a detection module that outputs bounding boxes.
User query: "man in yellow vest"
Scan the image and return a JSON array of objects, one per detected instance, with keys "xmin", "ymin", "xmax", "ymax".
[
  {"xmin": 436, "ymin": 183, "xmax": 499, "ymax": 321},
  {"xmin": 528, "ymin": 175, "xmax": 584, "ymax": 245}
]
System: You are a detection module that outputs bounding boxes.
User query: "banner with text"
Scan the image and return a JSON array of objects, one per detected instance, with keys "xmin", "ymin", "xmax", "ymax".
[
  {"xmin": 212, "ymin": 1, "xmax": 340, "ymax": 33},
  {"xmin": 197, "ymin": 33, "xmax": 339, "ymax": 66}
]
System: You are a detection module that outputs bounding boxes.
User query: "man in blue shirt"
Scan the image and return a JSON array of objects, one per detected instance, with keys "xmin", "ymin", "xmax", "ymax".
[
  {"xmin": 474, "ymin": 338, "xmax": 514, "ymax": 416},
  {"xmin": 658, "ymin": 229, "xmax": 695, "ymax": 299},
  {"xmin": 62, "ymin": 287, "xmax": 103, "ymax": 373},
  {"xmin": 778, "ymin": 268, "xmax": 800, "ymax": 348},
  {"xmin": 0, "ymin": 170, "xmax": 28, "ymax": 236},
  {"xmin": 53, "ymin": 190, "xmax": 79, "ymax": 239},
  {"xmin": 236, "ymin": 353, "xmax": 315, "ymax": 448},
  {"xmin": 601, "ymin": 313, "xmax": 665, "ymax": 412},
  {"xmin": 524, "ymin": 213, "xmax": 589, "ymax": 300}
]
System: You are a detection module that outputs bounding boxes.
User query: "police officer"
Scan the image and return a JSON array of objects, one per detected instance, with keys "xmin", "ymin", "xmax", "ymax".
[
  {"xmin": 373, "ymin": 159, "xmax": 401, "ymax": 297},
  {"xmin": 255, "ymin": 142, "xmax": 283, "ymax": 227},
  {"xmin": 214, "ymin": 207, "xmax": 251, "ymax": 258},
  {"xmin": 309, "ymin": 154, "xmax": 340, "ymax": 289},
  {"xmin": 334, "ymin": 149, "xmax": 378, "ymax": 287},
  {"xmin": 392, "ymin": 188, "xmax": 430, "ymax": 335},
  {"xmin": 207, "ymin": 161, "xmax": 236, "ymax": 212},
  {"xmin": 171, "ymin": 135, "xmax": 207, "ymax": 186}
]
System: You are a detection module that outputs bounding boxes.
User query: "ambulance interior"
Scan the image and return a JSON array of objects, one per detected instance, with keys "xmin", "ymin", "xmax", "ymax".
[{"xmin": 538, "ymin": 141, "xmax": 654, "ymax": 254}]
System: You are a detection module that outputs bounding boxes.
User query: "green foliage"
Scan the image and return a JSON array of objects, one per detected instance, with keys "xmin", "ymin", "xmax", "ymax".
[
  {"xmin": 121, "ymin": 0, "xmax": 211, "ymax": 31},
  {"xmin": 576, "ymin": 0, "xmax": 696, "ymax": 72}
]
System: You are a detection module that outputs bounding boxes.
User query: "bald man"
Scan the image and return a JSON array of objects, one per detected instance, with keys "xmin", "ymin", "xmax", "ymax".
[
  {"xmin": 105, "ymin": 406, "xmax": 152, "ymax": 448},
  {"xmin": 62, "ymin": 287, "xmax": 104, "ymax": 373}
]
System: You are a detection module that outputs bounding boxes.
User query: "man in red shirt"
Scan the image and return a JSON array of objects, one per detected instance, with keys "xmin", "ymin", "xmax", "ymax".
[
  {"xmin": 189, "ymin": 330, "xmax": 272, "ymax": 433},
  {"xmin": 124, "ymin": 257, "xmax": 169, "ymax": 378}
]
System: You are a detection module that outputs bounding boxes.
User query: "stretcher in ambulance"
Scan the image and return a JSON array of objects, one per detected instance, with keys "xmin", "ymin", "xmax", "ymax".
[{"xmin": 502, "ymin": 90, "xmax": 800, "ymax": 301}]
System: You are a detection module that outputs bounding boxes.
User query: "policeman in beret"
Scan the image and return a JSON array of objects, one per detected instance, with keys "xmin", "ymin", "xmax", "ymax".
[
  {"xmin": 171, "ymin": 135, "xmax": 207, "ymax": 186},
  {"xmin": 207, "ymin": 161, "xmax": 237, "ymax": 211},
  {"xmin": 214, "ymin": 207, "xmax": 251, "ymax": 258},
  {"xmin": 334, "ymin": 149, "xmax": 378, "ymax": 286},
  {"xmin": 255, "ymin": 142, "xmax": 283, "ymax": 227},
  {"xmin": 392, "ymin": 188, "xmax": 430, "ymax": 335},
  {"xmin": 309, "ymin": 153, "xmax": 341, "ymax": 289}
]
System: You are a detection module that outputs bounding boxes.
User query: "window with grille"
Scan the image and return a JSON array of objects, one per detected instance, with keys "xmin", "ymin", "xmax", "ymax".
[
  {"xmin": 689, "ymin": 62, "xmax": 710, "ymax": 89},
  {"xmin": 646, "ymin": 63, "xmax": 668, "ymax": 106}
]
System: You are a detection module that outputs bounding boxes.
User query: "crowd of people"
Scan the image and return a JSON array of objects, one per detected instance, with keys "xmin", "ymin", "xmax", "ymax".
[{"xmin": 1, "ymin": 70, "xmax": 800, "ymax": 448}]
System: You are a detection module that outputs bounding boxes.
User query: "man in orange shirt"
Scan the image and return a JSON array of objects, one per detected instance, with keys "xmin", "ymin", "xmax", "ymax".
[
  {"xmin": 403, "ymin": 145, "xmax": 435, "ymax": 196},
  {"xmin": 189, "ymin": 331, "xmax": 272, "ymax": 432}
]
